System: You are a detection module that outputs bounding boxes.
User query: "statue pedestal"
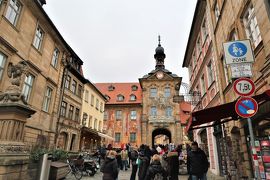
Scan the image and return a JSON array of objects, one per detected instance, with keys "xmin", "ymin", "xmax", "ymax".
[{"xmin": 0, "ymin": 103, "xmax": 36, "ymax": 180}]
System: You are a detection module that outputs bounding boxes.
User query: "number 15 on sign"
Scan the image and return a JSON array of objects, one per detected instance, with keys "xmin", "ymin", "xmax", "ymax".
[{"xmin": 233, "ymin": 78, "xmax": 255, "ymax": 96}]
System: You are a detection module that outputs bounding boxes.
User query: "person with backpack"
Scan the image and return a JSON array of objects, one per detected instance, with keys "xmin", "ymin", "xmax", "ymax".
[
  {"xmin": 130, "ymin": 148, "xmax": 139, "ymax": 180},
  {"xmin": 100, "ymin": 150, "xmax": 119, "ymax": 180},
  {"xmin": 144, "ymin": 154, "xmax": 168, "ymax": 180},
  {"xmin": 187, "ymin": 142, "xmax": 209, "ymax": 180}
]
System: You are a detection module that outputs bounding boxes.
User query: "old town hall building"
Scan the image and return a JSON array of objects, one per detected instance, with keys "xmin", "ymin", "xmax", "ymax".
[{"xmin": 96, "ymin": 39, "xmax": 184, "ymax": 147}]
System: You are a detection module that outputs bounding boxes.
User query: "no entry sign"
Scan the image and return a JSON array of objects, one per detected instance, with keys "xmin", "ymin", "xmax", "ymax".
[
  {"xmin": 233, "ymin": 77, "xmax": 255, "ymax": 96},
  {"xmin": 235, "ymin": 97, "xmax": 258, "ymax": 118}
]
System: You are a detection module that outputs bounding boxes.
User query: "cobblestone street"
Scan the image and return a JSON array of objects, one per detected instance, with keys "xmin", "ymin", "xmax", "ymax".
[{"xmin": 66, "ymin": 167, "xmax": 190, "ymax": 180}]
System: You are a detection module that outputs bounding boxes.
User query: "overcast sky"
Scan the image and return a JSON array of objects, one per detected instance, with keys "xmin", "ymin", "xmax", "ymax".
[{"xmin": 44, "ymin": 1, "xmax": 196, "ymax": 84}]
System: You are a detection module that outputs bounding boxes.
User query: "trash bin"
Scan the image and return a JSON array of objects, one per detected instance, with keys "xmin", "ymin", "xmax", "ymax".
[{"xmin": 38, "ymin": 153, "xmax": 52, "ymax": 180}]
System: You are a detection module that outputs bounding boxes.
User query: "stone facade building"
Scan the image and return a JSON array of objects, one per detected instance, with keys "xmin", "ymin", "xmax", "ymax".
[
  {"xmin": 0, "ymin": 0, "xmax": 86, "ymax": 151},
  {"xmin": 80, "ymin": 79, "xmax": 108, "ymax": 152},
  {"xmin": 184, "ymin": 0, "xmax": 270, "ymax": 178},
  {"xmin": 95, "ymin": 83, "xmax": 143, "ymax": 148}
]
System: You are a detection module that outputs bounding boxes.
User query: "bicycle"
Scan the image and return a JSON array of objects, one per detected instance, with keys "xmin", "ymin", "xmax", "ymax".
[{"xmin": 66, "ymin": 159, "xmax": 83, "ymax": 180}]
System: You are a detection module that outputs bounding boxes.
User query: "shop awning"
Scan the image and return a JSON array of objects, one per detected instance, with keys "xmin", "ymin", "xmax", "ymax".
[
  {"xmin": 186, "ymin": 90, "xmax": 270, "ymax": 131},
  {"xmin": 98, "ymin": 132, "xmax": 115, "ymax": 141}
]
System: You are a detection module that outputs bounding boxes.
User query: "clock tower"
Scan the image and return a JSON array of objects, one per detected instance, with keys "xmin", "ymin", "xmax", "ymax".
[{"xmin": 139, "ymin": 37, "xmax": 183, "ymax": 146}]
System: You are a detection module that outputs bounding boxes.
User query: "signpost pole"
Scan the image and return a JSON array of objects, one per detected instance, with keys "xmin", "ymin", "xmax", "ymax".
[{"xmin": 247, "ymin": 117, "xmax": 261, "ymax": 180}]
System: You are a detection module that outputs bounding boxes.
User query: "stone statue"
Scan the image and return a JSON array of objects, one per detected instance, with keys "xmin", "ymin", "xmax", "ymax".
[{"xmin": 0, "ymin": 60, "xmax": 28, "ymax": 104}]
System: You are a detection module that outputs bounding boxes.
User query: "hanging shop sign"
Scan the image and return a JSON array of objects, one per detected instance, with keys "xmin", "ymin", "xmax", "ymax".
[{"xmin": 223, "ymin": 40, "xmax": 255, "ymax": 65}]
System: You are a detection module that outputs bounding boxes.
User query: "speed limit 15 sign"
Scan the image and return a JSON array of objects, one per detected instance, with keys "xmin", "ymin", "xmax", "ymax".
[{"xmin": 233, "ymin": 77, "xmax": 255, "ymax": 96}]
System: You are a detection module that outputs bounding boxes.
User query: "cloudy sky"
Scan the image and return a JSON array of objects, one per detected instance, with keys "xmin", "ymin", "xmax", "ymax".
[{"xmin": 44, "ymin": 1, "xmax": 196, "ymax": 84}]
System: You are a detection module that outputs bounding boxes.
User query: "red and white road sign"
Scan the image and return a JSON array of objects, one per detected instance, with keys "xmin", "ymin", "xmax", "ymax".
[
  {"xmin": 233, "ymin": 77, "xmax": 255, "ymax": 96},
  {"xmin": 235, "ymin": 97, "xmax": 258, "ymax": 118}
]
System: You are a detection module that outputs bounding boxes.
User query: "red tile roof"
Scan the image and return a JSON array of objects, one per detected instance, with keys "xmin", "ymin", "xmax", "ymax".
[{"xmin": 95, "ymin": 83, "xmax": 142, "ymax": 105}]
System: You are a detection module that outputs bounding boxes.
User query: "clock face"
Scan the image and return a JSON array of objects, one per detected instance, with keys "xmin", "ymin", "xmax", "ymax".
[{"xmin": 156, "ymin": 72, "xmax": 164, "ymax": 79}]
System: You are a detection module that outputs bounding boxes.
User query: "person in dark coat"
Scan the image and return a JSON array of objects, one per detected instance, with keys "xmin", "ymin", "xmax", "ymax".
[
  {"xmin": 138, "ymin": 151, "xmax": 150, "ymax": 180},
  {"xmin": 101, "ymin": 150, "xmax": 119, "ymax": 180},
  {"xmin": 130, "ymin": 148, "xmax": 139, "ymax": 180},
  {"xmin": 116, "ymin": 149, "xmax": 123, "ymax": 170},
  {"xmin": 187, "ymin": 142, "xmax": 209, "ymax": 180},
  {"xmin": 167, "ymin": 150, "xmax": 179, "ymax": 180},
  {"xmin": 144, "ymin": 154, "xmax": 168, "ymax": 180}
]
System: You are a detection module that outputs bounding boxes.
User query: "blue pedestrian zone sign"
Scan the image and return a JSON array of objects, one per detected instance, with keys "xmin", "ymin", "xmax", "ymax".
[
  {"xmin": 223, "ymin": 40, "xmax": 254, "ymax": 65},
  {"xmin": 235, "ymin": 97, "xmax": 258, "ymax": 118}
]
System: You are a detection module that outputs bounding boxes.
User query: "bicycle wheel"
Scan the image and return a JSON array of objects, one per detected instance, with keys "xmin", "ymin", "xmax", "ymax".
[{"xmin": 73, "ymin": 167, "xmax": 83, "ymax": 180}]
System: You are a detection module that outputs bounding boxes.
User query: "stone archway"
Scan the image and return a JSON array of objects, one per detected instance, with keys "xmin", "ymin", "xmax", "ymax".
[{"xmin": 152, "ymin": 128, "xmax": 171, "ymax": 147}]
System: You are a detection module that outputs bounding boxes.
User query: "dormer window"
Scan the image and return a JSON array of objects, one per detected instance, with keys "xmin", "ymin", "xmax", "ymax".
[
  {"xmin": 117, "ymin": 94, "xmax": 124, "ymax": 101},
  {"xmin": 130, "ymin": 94, "xmax": 136, "ymax": 101},
  {"xmin": 108, "ymin": 85, "xmax": 115, "ymax": 91},
  {"xmin": 105, "ymin": 95, "xmax": 111, "ymax": 101},
  {"xmin": 131, "ymin": 85, "xmax": 138, "ymax": 91}
]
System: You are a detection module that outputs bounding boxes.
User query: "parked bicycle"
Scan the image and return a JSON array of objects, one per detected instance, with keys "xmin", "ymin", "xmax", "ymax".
[{"xmin": 66, "ymin": 158, "xmax": 83, "ymax": 180}]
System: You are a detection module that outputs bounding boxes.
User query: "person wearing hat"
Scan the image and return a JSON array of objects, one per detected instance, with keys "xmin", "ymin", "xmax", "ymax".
[{"xmin": 101, "ymin": 150, "xmax": 119, "ymax": 180}]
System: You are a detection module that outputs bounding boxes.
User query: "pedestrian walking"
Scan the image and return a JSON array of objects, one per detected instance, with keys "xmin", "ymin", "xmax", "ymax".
[
  {"xmin": 100, "ymin": 150, "xmax": 119, "ymax": 180},
  {"xmin": 116, "ymin": 149, "xmax": 123, "ymax": 170},
  {"xmin": 167, "ymin": 150, "xmax": 179, "ymax": 180},
  {"xmin": 130, "ymin": 148, "xmax": 139, "ymax": 180},
  {"xmin": 121, "ymin": 147, "xmax": 129, "ymax": 171},
  {"xmin": 187, "ymin": 142, "xmax": 209, "ymax": 180},
  {"xmin": 126, "ymin": 143, "xmax": 131, "ymax": 168},
  {"xmin": 144, "ymin": 154, "xmax": 168, "ymax": 180},
  {"xmin": 138, "ymin": 150, "xmax": 150, "ymax": 180}
]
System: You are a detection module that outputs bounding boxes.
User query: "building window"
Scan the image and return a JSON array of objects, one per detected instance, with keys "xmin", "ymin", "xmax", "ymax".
[
  {"xmin": 192, "ymin": 51, "xmax": 197, "ymax": 67},
  {"xmin": 130, "ymin": 94, "xmax": 136, "ymax": 101},
  {"xmin": 42, "ymin": 87, "xmax": 52, "ymax": 112},
  {"xmin": 130, "ymin": 133, "xmax": 136, "ymax": 142},
  {"xmin": 22, "ymin": 74, "xmax": 34, "ymax": 102},
  {"xmin": 196, "ymin": 36, "xmax": 202, "ymax": 54},
  {"xmin": 108, "ymin": 85, "xmax": 115, "ymax": 91},
  {"xmin": 0, "ymin": 52, "xmax": 7, "ymax": 80},
  {"xmin": 88, "ymin": 115, "xmax": 92, "ymax": 128},
  {"xmin": 98, "ymin": 121, "xmax": 102, "ymax": 131},
  {"xmin": 115, "ymin": 133, "xmax": 121, "ymax": 142},
  {"xmin": 130, "ymin": 110, "xmax": 137, "ymax": 120},
  {"xmin": 96, "ymin": 98, "xmax": 99, "ymax": 110},
  {"xmin": 5, "ymin": 0, "xmax": 21, "ymax": 26},
  {"xmin": 85, "ymin": 90, "xmax": 89, "ymax": 102},
  {"xmin": 68, "ymin": 105, "xmax": 74, "ymax": 119},
  {"xmin": 75, "ymin": 108, "xmax": 80, "ymax": 122},
  {"xmin": 200, "ymin": 75, "xmax": 206, "ymax": 95},
  {"xmin": 165, "ymin": 107, "xmax": 173, "ymax": 117},
  {"xmin": 116, "ymin": 110, "xmax": 122, "ymax": 120},
  {"xmin": 132, "ymin": 85, "xmax": 138, "ymax": 91},
  {"xmin": 51, "ymin": 48, "xmax": 59, "ymax": 68},
  {"xmin": 60, "ymin": 101, "xmax": 67, "ymax": 117},
  {"xmin": 243, "ymin": 3, "xmax": 262, "ymax": 47},
  {"xmin": 94, "ymin": 118, "xmax": 98, "ymax": 130},
  {"xmin": 91, "ymin": 94, "xmax": 94, "ymax": 106},
  {"xmin": 100, "ymin": 102, "xmax": 103, "ymax": 112},
  {"xmin": 201, "ymin": 18, "xmax": 208, "ymax": 41},
  {"xmin": 151, "ymin": 106, "xmax": 157, "ymax": 116},
  {"xmin": 222, "ymin": 58, "xmax": 230, "ymax": 85},
  {"xmin": 117, "ymin": 94, "xmax": 124, "ymax": 101},
  {"xmin": 33, "ymin": 26, "xmax": 44, "ymax": 50},
  {"xmin": 65, "ymin": 75, "xmax": 71, "ymax": 89},
  {"xmin": 78, "ymin": 84, "xmax": 82, "ymax": 97},
  {"xmin": 71, "ymin": 80, "xmax": 77, "ymax": 94},
  {"xmin": 207, "ymin": 61, "xmax": 214, "ymax": 86},
  {"xmin": 104, "ymin": 111, "xmax": 108, "ymax": 120},
  {"xmin": 214, "ymin": 2, "xmax": 220, "ymax": 22},
  {"xmin": 150, "ymin": 88, "xmax": 157, "ymax": 97},
  {"xmin": 164, "ymin": 87, "xmax": 171, "ymax": 98}
]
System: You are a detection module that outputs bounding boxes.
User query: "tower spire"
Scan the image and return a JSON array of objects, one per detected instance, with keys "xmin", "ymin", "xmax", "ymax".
[{"xmin": 154, "ymin": 35, "xmax": 166, "ymax": 70}]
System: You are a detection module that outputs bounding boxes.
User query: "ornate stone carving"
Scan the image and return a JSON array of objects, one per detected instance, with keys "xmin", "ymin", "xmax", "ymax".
[
  {"xmin": 0, "ymin": 61, "xmax": 28, "ymax": 104},
  {"xmin": 0, "ymin": 144, "xmax": 30, "ymax": 154}
]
